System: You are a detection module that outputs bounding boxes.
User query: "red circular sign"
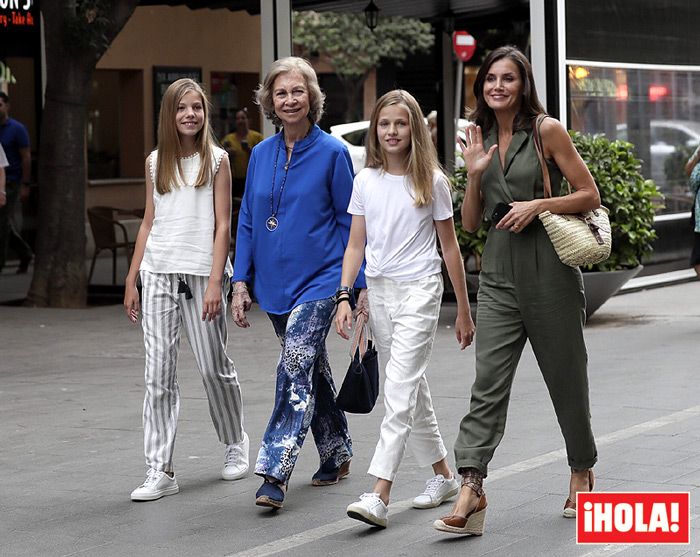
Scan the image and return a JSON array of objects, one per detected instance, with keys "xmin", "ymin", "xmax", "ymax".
[{"xmin": 452, "ymin": 31, "xmax": 477, "ymax": 62}]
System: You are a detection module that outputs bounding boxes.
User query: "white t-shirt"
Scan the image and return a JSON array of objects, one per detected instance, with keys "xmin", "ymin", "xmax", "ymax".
[
  {"xmin": 348, "ymin": 167, "xmax": 453, "ymax": 281},
  {"xmin": 141, "ymin": 146, "xmax": 233, "ymax": 277},
  {"xmin": 0, "ymin": 144, "xmax": 8, "ymax": 168}
]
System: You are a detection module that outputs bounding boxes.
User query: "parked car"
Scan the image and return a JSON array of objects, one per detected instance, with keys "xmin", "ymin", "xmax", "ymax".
[
  {"xmin": 331, "ymin": 118, "xmax": 470, "ymax": 174},
  {"xmin": 329, "ymin": 120, "xmax": 370, "ymax": 175},
  {"xmin": 615, "ymin": 119, "xmax": 700, "ymax": 189}
]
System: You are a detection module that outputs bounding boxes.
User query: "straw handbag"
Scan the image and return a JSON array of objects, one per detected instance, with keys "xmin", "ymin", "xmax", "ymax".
[{"xmin": 532, "ymin": 115, "xmax": 612, "ymax": 267}]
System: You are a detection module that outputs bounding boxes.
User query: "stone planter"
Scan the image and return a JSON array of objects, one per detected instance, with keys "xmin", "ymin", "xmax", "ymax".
[{"xmin": 582, "ymin": 265, "xmax": 643, "ymax": 319}]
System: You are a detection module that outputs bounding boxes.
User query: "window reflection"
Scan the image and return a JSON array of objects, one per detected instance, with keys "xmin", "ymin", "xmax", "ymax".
[{"xmin": 568, "ymin": 64, "xmax": 700, "ymax": 214}]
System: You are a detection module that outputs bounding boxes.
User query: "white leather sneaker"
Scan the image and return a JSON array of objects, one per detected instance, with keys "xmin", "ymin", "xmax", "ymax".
[
  {"xmin": 347, "ymin": 492, "xmax": 388, "ymax": 528},
  {"xmin": 222, "ymin": 432, "xmax": 249, "ymax": 481},
  {"xmin": 412, "ymin": 474, "xmax": 459, "ymax": 509},
  {"xmin": 130, "ymin": 468, "xmax": 179, "ymax": 501}
]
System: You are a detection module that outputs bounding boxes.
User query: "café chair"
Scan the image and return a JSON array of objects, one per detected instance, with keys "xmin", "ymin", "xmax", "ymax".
[{"xmin": 87, "ymin": 206, "xmax": 137, "ymax": 285}]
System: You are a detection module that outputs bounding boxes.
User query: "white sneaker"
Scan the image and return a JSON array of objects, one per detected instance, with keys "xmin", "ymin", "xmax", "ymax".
[
  {"xmin": 346, "ymin": 492, "xmax": 388, "ymax": 528},
  {"xmin": 222, "ymin": 432, "xmax": 249, "ymax": 480},
  {"xmin": 412, "ymin": 474, "xmax": 459, "ymax": 509},
  {"xmin": 130, "ymin": 468, "xmax": 179, "ymax": 501}
]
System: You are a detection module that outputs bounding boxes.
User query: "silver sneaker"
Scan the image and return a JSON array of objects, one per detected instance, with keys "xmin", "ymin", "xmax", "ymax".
[
  {"xmin": 222, "ymin": 432, "xmax": 249, "ymax": 481},
  {"xmin": 347, "ymin": 492, "xmax": 388, "ymax": 528},
  {"xmin": 131, "ymin": 468, "xmax": 179, "ymax": 501},
  {"xmin": 412, "ymin": 474, "xmax": 459, "ymax": 509}
]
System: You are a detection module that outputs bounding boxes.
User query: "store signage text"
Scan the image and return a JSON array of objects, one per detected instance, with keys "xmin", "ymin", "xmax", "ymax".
[{"xmin": 0, "ymin": 0, "xmax": 35, "ymax": 29}]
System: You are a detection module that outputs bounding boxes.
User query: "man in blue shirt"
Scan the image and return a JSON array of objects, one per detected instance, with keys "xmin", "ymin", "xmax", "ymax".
[{"xmin": 0, "ymin": 92, "xmax": 33, "ymax": 274}]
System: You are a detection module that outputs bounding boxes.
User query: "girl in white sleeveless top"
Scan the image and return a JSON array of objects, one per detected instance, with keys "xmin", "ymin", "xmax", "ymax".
[{"xmin": 124, "ymin": 79, "xmax": 247, "ymax": 502}]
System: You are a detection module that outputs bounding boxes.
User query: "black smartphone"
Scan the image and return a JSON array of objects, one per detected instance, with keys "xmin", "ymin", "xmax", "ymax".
[{"xmin": 491, "ymin": 202, "xmax": 512, "ymax": 224}]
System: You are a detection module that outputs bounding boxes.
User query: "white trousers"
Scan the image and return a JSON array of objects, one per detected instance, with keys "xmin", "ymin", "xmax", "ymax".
[
  {"xmin": 140, "ymin": 271, "xmax": 244, "ymax": 472},
  {"xmin": 366, "ymin": 273, "xmax": 448, "ymax": 482}
]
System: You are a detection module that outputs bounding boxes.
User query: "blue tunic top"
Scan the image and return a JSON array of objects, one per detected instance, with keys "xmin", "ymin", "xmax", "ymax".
[{"xmin": 233, "ymin": 124, "xmax": 365, "ymax": 314}]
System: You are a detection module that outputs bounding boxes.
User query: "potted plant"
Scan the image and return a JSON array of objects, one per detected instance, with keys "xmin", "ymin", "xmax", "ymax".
[
  {"xmin": 451, "ymin": 165, "xmax": 487, "ymax": 298},
  {"xmin": 452, "ymin": 131, "xmax": 663, "ymax": 317}
]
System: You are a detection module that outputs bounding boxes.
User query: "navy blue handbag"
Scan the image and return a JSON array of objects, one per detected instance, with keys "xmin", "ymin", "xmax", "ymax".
[{"xmin": 336, "ymin": 314, "xmax": 379, "ymax": 414}]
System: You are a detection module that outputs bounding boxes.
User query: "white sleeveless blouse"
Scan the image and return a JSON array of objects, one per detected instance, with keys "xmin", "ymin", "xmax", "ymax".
[{"xmin": 140, "ymin": 146, "xmax": 233, "ymax": 277}]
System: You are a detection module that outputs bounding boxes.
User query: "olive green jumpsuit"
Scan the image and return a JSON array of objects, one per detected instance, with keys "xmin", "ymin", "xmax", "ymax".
[{"xmin": 454, "ymin": 125, "xmax": 598, "ymax": 476}]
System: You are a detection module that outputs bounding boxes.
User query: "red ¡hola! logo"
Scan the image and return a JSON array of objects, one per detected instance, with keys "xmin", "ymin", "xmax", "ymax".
[{"xmin": 577, "ymin": 492, "xmax": 689, "ymax": 544}]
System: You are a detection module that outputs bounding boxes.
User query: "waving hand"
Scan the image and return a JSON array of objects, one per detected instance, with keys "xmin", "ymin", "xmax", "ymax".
[{"xmin": 458, "ymin": 125, "xmax": 498, "ymax": 177}]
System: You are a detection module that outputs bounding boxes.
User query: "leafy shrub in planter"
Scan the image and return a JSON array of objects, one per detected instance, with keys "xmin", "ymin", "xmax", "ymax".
[
  {"xmin": 451, "ymin": 165, "xmax": 488, "ymax": 268},
  {"xmin": 568, "ymin": 132, "xmax": 662, "ymax": 271},
  {"xmin": 452, "ymin": 131, "xmax": 663, "ymax": 272}
]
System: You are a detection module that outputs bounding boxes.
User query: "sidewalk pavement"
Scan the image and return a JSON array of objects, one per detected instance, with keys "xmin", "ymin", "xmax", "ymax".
[{"xmin": 1, "ymin": 255, "xmax": 699, "ymax": 556}]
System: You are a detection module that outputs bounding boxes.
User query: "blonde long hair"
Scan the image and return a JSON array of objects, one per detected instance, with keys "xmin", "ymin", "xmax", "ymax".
[
  {"xmin": 155, "ymin": 78, "xmax": 216, "ymax": 194},
  {"xmin": 365, "ymin": 90, "xmax": 445, "ymax": 207}
]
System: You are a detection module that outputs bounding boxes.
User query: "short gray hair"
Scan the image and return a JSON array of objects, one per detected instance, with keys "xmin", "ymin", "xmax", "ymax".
[{"xmin": 255, "ymin": 57, "xmax": 325, "ymax": 126}]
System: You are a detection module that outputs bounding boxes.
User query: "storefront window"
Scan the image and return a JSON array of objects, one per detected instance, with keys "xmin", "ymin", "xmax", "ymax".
[
  {"xmin": 568, "ymin": 63, "xmax": 700, "ymax": 214},
  {"xmin": 210, "ymin": 72, "xmax": 238, "ymax": 140},
  {"xmin": 88, "ymin": 69, "xmax": 144, "ymax": 180}
]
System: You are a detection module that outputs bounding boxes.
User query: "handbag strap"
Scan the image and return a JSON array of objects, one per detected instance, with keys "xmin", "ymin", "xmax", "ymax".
[
  {"xmin": 349, "ymin": 312, "xmax": 371, "ymax": 358},
  {"xmin": 531, "ymin": 114, "xmax": 572, "ymax": 199}
]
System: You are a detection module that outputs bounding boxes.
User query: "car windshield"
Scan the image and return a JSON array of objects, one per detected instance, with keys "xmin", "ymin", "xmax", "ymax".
[{"xmin": 342, "ymin": 129, "xmax": 367, "ymax": 147}]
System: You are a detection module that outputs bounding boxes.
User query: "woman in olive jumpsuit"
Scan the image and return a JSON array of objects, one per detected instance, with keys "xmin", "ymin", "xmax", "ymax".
[{"xmin": 434, "ymin": 46, "xmax": 600, "ymax": 536}]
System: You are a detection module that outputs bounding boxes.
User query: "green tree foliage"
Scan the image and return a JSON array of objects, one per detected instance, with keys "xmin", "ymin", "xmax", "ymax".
[
  {"xmin": 292, "ymin": 11, "xmax": 433, "ymax": 121},
  {"xmin": 452, "ymin": 132, "xmax": 663, "ymax": 272},
  {"xmin": 62, "ymin": 0, "xmax": 120, "ymax": 53}
]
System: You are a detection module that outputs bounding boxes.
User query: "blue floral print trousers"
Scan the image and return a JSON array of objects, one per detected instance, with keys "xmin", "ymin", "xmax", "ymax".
[{"xmin": 255, "ymin": 297, "xmax": 353, "ymax": 483}]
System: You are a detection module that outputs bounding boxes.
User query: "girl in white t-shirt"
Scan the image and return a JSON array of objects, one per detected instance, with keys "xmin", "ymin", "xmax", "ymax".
[
  {"xmin": 124, "ymin": 79, "xmax": 247, "ymax": 502},
  {"xmin": 336, "ymin": 90, "xmax": 475, "ymax": 528}
]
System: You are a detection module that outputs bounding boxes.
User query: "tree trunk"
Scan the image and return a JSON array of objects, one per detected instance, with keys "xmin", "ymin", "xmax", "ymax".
[
  {"xmin": 26, "ymin": 1, "xmax": 138, "ymax": 308},
  {"xmin": 340, "ymin": 75, "xmax": 367, "ymax": 123}
]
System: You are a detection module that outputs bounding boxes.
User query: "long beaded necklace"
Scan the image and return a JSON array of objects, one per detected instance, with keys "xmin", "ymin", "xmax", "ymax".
[{"xmin": 266, "ymin": 137, "xmax": 292, "ymax": 232}]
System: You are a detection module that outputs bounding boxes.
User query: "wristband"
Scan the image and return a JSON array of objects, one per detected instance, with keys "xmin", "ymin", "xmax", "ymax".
[
  {"xmin": 335, "ymin": 296, "xmax": 351, "ymax": 306},
  {"xmin": 335, "ymin": 285, "xmax": 351, "ymax": 297}
]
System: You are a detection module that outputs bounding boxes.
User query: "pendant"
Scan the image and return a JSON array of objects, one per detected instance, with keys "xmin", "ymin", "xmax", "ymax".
[{"xmin": 266, "ymin": 216, "xmax": 279, "ymax": 231}]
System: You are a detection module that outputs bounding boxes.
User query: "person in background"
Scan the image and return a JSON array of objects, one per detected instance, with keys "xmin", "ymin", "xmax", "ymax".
[
  {"xmin": 124, "ymin": 78, "xmax": 248, "ymax": 502},
  {"xmin": 231, "ymin": 56, "xmax": 365, "ymax": 511},
  {"xmin": 0, "ymin": 92, "xmax": 34, "ymax": 274},
  {"xmin": 427, "ymin": 110, "xmax": 438, "ymax": 148},
  {"xmin": 222, "ymin": 108, "xmax": 264, "ymax": 199},
  {"xmin": 0, "ymin": 144, "xmax": 9, "ymax": 212},
  {"xmin": 684, "ymin": 145, "xmax": 700, "ymax": 277}
]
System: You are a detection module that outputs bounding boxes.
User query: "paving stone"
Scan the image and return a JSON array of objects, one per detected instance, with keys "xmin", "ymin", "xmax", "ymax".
[{"xmin": 1, "ymin": 279, "xmax": 700, "ymax": 555}]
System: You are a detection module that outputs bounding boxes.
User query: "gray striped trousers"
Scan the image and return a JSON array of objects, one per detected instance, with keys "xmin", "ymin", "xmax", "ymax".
[{"xmin": 140, "ymin": 271, "xmax": 244, "ymax": 472}]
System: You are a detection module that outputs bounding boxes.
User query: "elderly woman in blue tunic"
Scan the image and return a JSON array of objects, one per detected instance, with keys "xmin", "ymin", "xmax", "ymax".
[{"xmin": 231, "ymin": 57, "xmax": 366, "ymax": 510}]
